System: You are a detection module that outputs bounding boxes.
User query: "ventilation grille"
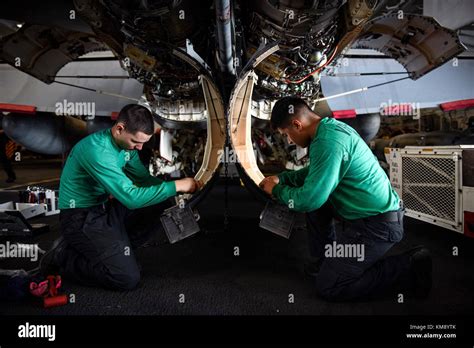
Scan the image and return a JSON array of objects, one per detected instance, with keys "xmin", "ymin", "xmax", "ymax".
[{"xmin": 402, "ymin": 156, "xmax": 457, "ymax": 223}]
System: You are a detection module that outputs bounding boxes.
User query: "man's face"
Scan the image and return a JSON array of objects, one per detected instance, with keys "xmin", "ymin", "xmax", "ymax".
[
  {"xmin": 278, "ymin": 118, "xmax": 311, "ymax": 148},
  {"xmin": 115, "ymin": 124, "xmax": 152, "ymax": 150}
]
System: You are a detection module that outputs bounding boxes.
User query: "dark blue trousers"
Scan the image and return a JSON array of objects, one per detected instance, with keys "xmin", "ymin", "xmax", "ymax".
[
  {"xmin": 58, "ymin": 199, "xmax": 170, "ymax": 290},
  {"xmin": 306, "ymin": 203, "xmax": 412, "ymax": 301}
]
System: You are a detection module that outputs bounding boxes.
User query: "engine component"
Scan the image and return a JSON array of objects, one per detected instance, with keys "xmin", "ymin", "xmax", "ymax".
[
  {"xmin": 230, "ymin": 70, "xmax": 264, "ymax": 185},
  {"xmin": 0, "ymin": 24, "xmax": 107, "ymax": 83},
  {"xmin": 152, "ymin": 99, "xmax": 207, "ymax": 130},
  {"xmin": 355, "ymin": 13, "xmax": 466, "ymax": 79},
  {"xmin": 243, "ymin": 0, "xmax": 377, "ymax": 103},
  {"xmin": 215, "ymin": 0, "xmax": 235, "ymax": 74}
]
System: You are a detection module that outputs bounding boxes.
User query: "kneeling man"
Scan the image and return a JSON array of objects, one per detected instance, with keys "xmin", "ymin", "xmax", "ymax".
[
  {"xmin": 260, "ymin": 97, "xmax": 432, "ymax": 302},
  {"xmin": 42, "ymin": 104, "xmax": 199, "ymax": 290}
]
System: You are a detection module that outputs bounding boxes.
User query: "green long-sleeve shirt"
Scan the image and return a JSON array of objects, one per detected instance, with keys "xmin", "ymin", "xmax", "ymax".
[
  {"xmin": 272, "ymin": 117, "xmax": 399, "ymax": 219},
  {"xmin": 58, "ymin": 128, "xmax": 176, "ymax": 210}
]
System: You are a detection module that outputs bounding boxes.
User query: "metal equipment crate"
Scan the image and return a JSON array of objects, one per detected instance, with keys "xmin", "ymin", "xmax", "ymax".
[{"xmin": 385, "ymin": 145, "xmax": 474, "ymax": 237}]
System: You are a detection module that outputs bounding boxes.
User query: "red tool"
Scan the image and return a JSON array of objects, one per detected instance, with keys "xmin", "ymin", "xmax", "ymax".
[{"xmin": 29, "ymin": 275, "xmax": 68, "ymax": 308}]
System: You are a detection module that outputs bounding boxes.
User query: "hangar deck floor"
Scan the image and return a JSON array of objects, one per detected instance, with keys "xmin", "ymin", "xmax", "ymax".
[{"xmin": 0, "ymin": 176, "xmax": 473, "ymax": 316}]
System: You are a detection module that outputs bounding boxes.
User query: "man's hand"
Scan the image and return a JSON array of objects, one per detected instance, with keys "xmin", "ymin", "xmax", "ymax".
[
  {"xmin": 259, "ymin": 175, "xmax": 279, "ymax": 196},
  {"xmin": 174, "ymin": 178, "xmax": 202, "ymax": 193}
]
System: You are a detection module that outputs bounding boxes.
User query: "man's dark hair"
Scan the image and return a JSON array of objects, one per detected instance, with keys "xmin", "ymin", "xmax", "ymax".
[
  {"xmin": 270, "ymin": 97, "xmax": 312, "ymax": 130},
  {"xmin": 116, "ymin": 104, "xmax": 154, "ymax": 135}
]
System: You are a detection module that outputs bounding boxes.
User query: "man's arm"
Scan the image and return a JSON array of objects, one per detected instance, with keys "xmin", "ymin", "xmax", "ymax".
[
  {"xmin": 124, "ymin": 150, "xmax": 201, "ymax": 193},
  {"xmin": 277, "ymin": 165, "xmax": 310, "ymax": 187},
  {"xmin": 123, "ymin": 150, "xmax": 163, "ymax": 187},
  {"xmin": 272, "ymin": 139, "xmax": 347, "ymax": 212},
  {"xmin": 82, "ymin": 151, "xmax": 176, "ymax": 210}
]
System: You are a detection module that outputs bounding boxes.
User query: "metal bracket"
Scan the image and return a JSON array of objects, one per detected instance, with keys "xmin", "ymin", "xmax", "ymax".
[
  {"xmin": 259, "ymin": 201, "xmax": 295, "ymax": 239},
  {"xmin": 160, "ymin": 205, "xmax": 200, "ymax": 244}
]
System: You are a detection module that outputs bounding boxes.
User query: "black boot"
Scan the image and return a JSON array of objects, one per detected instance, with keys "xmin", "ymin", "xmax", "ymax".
[
  {"xmin": 39, "ymin": 237, "xmax": 67, "ymax": 276},
  {"xmin": 407, "ymin": 246, "xmax": 432, "ymax": 298},
  {"xmin": 303, "ymin": 257, "xmax": 324, "ymax": 279}
]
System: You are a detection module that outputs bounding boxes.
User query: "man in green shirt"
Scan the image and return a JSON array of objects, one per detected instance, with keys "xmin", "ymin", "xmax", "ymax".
[
  {"xmin": 260, "ymin": 97, "xmax": 432, "ymax": 301},
  {"xmin": 42, "ymin": 104, "xmax": 199, "ymax": 290}
]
